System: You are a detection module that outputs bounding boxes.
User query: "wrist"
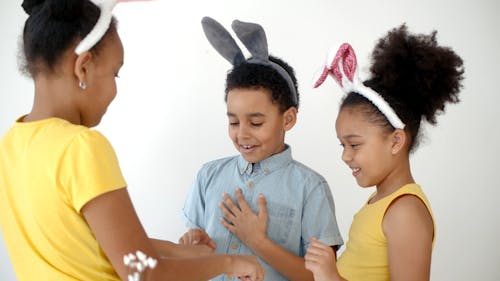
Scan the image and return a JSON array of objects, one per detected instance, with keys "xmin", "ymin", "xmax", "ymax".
[
  {"xmin": 330, "ymin": 268, "xmax": 345, "ymax": 281},
  {"xmin": 224, "ymin": 254, "xmax": 236, "ymax": 273},
  {"xmin": 247, "ymin": 233, "xmax": 269, "ymax": 252}
]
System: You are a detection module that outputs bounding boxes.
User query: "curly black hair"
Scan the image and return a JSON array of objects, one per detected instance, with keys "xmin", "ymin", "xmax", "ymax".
[
  {"xmin": 341, "ymin": 24, "xmax": 464, "ymax": 152},
  {"xmin": 20, "ymin": 0, "xmax": 117, "ymax": 77},
  {"xmin": 225, "ymin": 55, "xmax": 299, "ymax": 112}
]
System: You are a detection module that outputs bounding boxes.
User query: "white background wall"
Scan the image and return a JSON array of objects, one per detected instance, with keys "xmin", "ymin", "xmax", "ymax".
[{"xmin": 1, "ymin": 0, "xmax": 499, "ymax": 280}]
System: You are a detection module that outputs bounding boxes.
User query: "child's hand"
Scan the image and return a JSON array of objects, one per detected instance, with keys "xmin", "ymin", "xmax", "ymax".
[
  {"xmin": 226, "ymin": 254, "xmax": 265, "ymax": 281},
  {"xmin": 186, "ymin": 243, "xmax": 216, "ymax": 256},
  {"xmin": 178, "ymin": 228, "xmax": 217, "ymax": 250},
  {"xmin": 305, "ymin": 237, "xmax": 340, "ymax": 281},
  {"xmin": 219, "ymin": 188, "xmax": 268, "ymax": 248}
]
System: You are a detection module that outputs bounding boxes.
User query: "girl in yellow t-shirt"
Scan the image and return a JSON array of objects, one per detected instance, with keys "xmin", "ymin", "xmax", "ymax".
[
  {"xmin": 305, "ymin": 25, "xmax": 464, "ymax": 281},
  {"xmin": 0, "ymin": 1, "xmax": 264, "ymax": 281}
]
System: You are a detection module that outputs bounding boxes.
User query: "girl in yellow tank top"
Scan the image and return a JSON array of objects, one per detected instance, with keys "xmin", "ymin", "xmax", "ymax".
[{"xmin": 305, "ymin": 25, "xmax": 464, "ymax": 281}]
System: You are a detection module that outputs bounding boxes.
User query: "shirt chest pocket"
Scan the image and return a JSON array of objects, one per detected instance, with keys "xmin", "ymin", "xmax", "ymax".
[{"xmin": 266, "ymin": 200, "xmax": 296, "ymax": 245}]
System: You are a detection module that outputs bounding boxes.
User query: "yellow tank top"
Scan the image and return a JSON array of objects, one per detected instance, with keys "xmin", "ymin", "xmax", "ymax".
[{"xmin": 337, "ymin": 184, "xmax": 435, "ymax": 281}]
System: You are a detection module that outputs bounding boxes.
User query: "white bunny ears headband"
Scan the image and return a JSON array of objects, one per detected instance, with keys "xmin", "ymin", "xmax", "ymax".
[
  {"xmin": 201, "ymin": 17, "xmax": 298, "ymax": 104},
  {"xmin": 75, "ymin": 0, "xmax": 150, "ymax": 55},
  {"xmin": 313, "ymin": 43, "xmax": 405, "ymax": 129}
]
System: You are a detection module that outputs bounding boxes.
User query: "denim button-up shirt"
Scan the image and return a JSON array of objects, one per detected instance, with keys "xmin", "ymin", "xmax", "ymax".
[{"xmin": 183, "ymin": 145, "xmax": 343, "ymax": 281}]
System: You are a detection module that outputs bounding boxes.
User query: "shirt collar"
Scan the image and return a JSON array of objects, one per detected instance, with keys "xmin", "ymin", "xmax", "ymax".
[{"xmin": 237, "ymin": 144, "xmax": 292, "ymax": 175}]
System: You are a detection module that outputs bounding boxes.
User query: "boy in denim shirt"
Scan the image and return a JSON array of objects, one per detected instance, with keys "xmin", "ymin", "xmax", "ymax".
[{"xmin": 180, "ymin": 17, "xmax": 343, "ymax": 281}]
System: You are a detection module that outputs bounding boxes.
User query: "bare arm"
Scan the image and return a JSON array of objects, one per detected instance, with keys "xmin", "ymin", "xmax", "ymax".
[
  {"xmin": 250, "ymin": 236, "xmax": 315, "ymax": 281},
  {"xmin": 82, "ymin": 188, "xmax": 265, "ymax": 281},
  {"xmin": 150, "ymin": 238, "xmax": 214, "ymax": 258},
  {"xmin": 220, "ymin": 188, "xmax": 313, "ymax": 281},
  {"xmin": 383, "ymin": 195, "xmax": 434, "ymax": 281}
]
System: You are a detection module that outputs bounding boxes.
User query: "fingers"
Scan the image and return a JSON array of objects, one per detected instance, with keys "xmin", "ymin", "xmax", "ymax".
[
  {"xmin": 220, "ymin": 190, "xmax": 263, "ymax": 216},
  {"xmin": 219, "ymin": 190, "xmax": 247, "ymax": 224},
  {"xmin": 206, "ymin": 238, "xmax": 217, "ymax": 250},
  {"xmin": 306, "ymin": 238, "xmax": 326, "ymax": 256},
  {"xmin": 221, "ymin": 193, "xmax": 240, "ymax": 215},
  {"xmin": 221, "ymin": 216, "xmax": 237, "ymax": 234},
  {"xmin": 236, "ymin": 267, "xmax": 264, "ymax": 281},
  {"xmin": 235, "ymin": 188, "xmax": 250, "ymax": 211},
  {"xmin": 219, "ymin": 201, "xmax": 236, "ymax": 223},
  {"xmin": 308, "ymin": 237, "xmax": 327, "ymax": 250},
  {"xmin": 305, "ymin": 259, "xmax": 320, "ymax": 272},
  {"xmin": 196, "ymin": 230, "xmax": 217, "ymax": 250},
  {"xmin": 179, "ymin": 229, "xmax": 211, "ymax": 246},
  {"xmin": 257, "ymin": 194, "xmax": 267, "ymax": 220},
  {"xmin": 219, "ymin": 193, "xmax": 239, "ymax": 233},
  {"xmin": 309, "ymin": 238, "xmax": 332, "ymax": 251},
  {"xmin": 190, "ymin": 229, "xmax": 204, "ymax": 245},
  {"xmin": 228, "ymin": 255, "xmax": 265, "ymax": 281},
  {"xmin": 306, "ymin": 244, "xmax": 331, "ymax": 257},
  {"xmin": 178, "ymin": 231, "xmax": 191, "ymax": 245},
  {"xmin": 305, "ymin": 238, "xmax": 335, "ymax": 268},
  {"xmin": 305, "ymin": 249, "xmax": 325, "ymax": 263}
]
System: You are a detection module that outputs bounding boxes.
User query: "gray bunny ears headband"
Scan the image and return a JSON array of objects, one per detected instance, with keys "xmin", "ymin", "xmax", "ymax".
[{"xmin": 201, "ymin": 17, "xmax": 298, "ymax": 104}]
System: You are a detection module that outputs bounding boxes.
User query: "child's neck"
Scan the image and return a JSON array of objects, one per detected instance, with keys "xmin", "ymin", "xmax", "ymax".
[
  {"xmin": 25, "ymin": 76, "xmax": 81, "ymax": 125},
  {"xmin": 371, "ymin": 159, "xmax": 414, "ymax": 203}
]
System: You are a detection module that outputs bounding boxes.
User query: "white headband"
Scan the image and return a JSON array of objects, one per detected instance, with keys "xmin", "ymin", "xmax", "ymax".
[
  {"xmin": 313, "ymin": 43, "xmax": 405, "ymax": 129},
  {"xmin": 75, "ymin": 0, "xmax": 150, "ymax": 55},
  {"xmin": 75, "ymin": 0, "xmax": 117, "ymax": 55}
]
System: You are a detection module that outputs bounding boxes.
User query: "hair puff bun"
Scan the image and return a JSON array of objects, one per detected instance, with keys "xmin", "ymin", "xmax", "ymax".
[
  {"xmin": 21, "ymin": 0, "xmax": 45, "ymax": 15},
  {"xmin": 369, "ymin": 24, "xmax": 464, "ymax": 125}
]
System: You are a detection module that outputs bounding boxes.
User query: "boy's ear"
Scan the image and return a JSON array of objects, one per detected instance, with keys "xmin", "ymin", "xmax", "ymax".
[
  {"xmin": 391, "ymin": 129, "xmax": 407, "ymax": 154},
  {"xmin": 283, "ymin": 107, "xmax": 297, "ymax": 131},
  {"xmin": 74, "ymin": 51, "xmax": 93, "ymax": 84}
]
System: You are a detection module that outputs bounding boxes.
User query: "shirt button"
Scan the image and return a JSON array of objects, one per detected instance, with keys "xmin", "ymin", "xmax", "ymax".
[
  {"xmin": 247, "ymin": 181, "xmax": 255, "ymax": 188},
  {"xmin": 231, "ymin": 242, "xmax": 238, "ymax": 249},
  {"xmin": 263, "ymin": 168, "xmax": 270, "ymax": 174}
]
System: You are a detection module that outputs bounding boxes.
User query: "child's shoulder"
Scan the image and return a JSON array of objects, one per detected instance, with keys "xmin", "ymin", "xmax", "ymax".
[
  {"xmin": 287, "ymin": 158, "xmax": 328, "ymax": 182},
  {"xmin": 12, "ymin": 117, "xmax": 109, "ymax": 148},
  {"xmin": 284, "ymin": 159, "xmax": 334, "ymax": 198},
  {"xmin": 203, "ymin": 154, "xmax": 238, "ymax": 166},
  {"xmin": 198, "ymin": 155, "xmax": 239, "ymax": 173}
]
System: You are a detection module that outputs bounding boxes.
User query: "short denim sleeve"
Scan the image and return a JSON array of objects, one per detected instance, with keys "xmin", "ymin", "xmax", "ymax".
[
  {"xmin": 182, "ymin": 166, "xmax": 207, "ymax": 229},
  {"xmin": 301, "ymin": 177, "xmax": 344, "ymax": 254}
]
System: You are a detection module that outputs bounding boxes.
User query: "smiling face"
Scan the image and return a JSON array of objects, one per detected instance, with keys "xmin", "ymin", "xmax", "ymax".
[
  {"xmin": 226, "ymin": 87, "xmax": 296, "ymax": 163},
  {"xmin": 335, "ymin": 105, "xmax": 396, "ymax": 188}
]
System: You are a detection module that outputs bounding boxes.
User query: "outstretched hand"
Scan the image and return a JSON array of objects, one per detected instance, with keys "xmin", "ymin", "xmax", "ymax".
[{"xmin": 219, "ymin": 188, "xmax": 268, "ymax": 248}]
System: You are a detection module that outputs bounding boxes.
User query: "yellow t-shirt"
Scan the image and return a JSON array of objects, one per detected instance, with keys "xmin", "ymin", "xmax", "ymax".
[
  {"xmin": 0, "ymin": 117, "xmax": 126, "ymax": 281},
  {"xmin": 337, "ymin": 184, "xmax": 435, "ymax": 281}
]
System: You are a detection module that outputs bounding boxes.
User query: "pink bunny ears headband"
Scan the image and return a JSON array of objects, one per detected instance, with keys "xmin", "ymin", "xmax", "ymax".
[
  {"xmin": 75, "ymin": 0, "xmax": 151, "ymax": 55},
  {"xmin": 313, "ymin": 43, "xmax": 405, "ymax": 129}
]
